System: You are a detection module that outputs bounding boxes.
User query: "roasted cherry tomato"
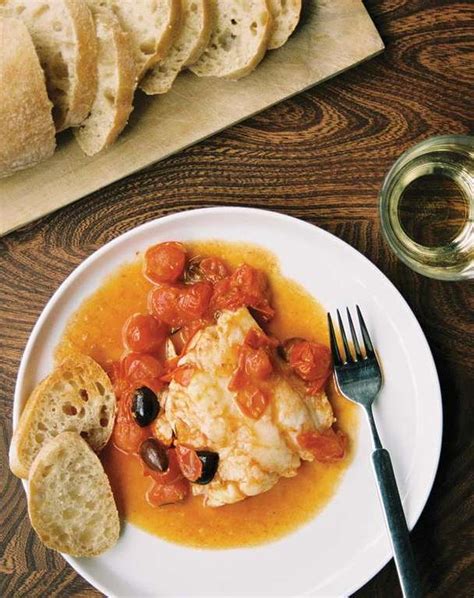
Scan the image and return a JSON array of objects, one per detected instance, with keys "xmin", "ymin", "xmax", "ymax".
[
  {"xmin": 286, "ymin": 340, "xmax": 332, "ymax": 383},
  {"xmin": 162, "ymin": 364, "xmax": 195, "ymax": 386},
  {"xmin": 176, "ymin": 445, "xmax": 203, "ymax": 482},
  {"xmin": 235, "ymin": 387, "xmax": 269, "ymax": 419},
  {"xmin": 144, "ymin": 242, "xmax": 186, "ymax": 284},
  {"xmin": 198, "ymin": 257, "xmax": 229, "ymax": 284},
  {"xmin": 148, "ymin": 282, "xmax": 212, "ymax": 327},
  {"xmin": 122, "ymin": 352, "xmax": 163, "ymax": 384},
  {"xmin": 298, "ymin": 428, "xmax": 347, "ymax": 462},
  {"xmin": 146, "ymin": 477, "xmax": 189, "ymax": 507},
  {"xmin": 211, "ymin": 264, "xmax": 274, "ymax": 321},
  {"xmin": 185, "ymin": 256, "xmax": 229, "ymax": 284},
  {"xmin": 229, "ymin": 345, "xmax": 273, "ymax": 391},
  {"xmin": 244, "ymin": 328, "xmax": 279, "ymax": 350},
  {"xmin": 112, "ymin": 392, "xmax": 149, "ymax": 454},
  {"xmin": 122, "ymin": 313, "xmax": 167, "ymax": 353}
]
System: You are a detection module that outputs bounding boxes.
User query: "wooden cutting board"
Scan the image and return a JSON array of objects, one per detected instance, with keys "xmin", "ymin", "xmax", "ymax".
[{"xmin": 0, "ymin": 0, "xmax": 383, "ymax": 236}]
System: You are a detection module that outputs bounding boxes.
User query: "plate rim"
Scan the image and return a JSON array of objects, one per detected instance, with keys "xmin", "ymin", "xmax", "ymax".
[{"xmin": 13, "ymin": 206, "xmax": 443, "ymax": 597}]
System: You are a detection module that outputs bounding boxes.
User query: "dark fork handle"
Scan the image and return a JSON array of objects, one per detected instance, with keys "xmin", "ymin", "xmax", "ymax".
[{"xmin": 372, "ymin": 448, "xmax": 423, "ymax": 598}]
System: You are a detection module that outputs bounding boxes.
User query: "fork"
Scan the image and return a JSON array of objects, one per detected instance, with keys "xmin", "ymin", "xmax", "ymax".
[{"xmin": 328, "ymin": 307, "xmax": 422, "ymax": 598}]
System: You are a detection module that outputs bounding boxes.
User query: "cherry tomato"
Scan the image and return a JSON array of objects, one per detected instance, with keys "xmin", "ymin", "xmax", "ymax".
[
  {"xmin": 122, "ymin": 352, "xmax": 163, "ymax": 382},
  {"xmin": 120, "ymin": 353, "xmax": 164, "ymax": 395},
  {"xmin": 112, "ymin": 393, "xmax": 149, "ymax": 454},
  {"xmin": 122, "ymin": 313, "xmax": 168, "ymax": 353},
  {"xmin": 146, "ymin": 477, "xmax": 189, "ymax": 507},
  {"xmin": 287, "ymin": 340, "xmax": 332, "ymax": 382},
  {"xmin": 144, "ymin": 242, "xmax": 186, "ymax": 284},
  {"xmin": 298, "ymin": 428, "xmax": 346, "ymax": 462},
  {"xmin": 199, "ymin": 257, "xmax": 229, "ymax": 284},
  {"xmin": 243, "ymin": 347, "xmax": 272, "ymax": 380},
  {"xmin": 177, "ymin": 282, "xmax": 213, "ymax": 320},
  {"xmin": 161, "ymin": 364, "xmax": 195, "ymax": 386},
  {"xmin": 235, "ymin": 387, "xmax": 269, "ymax": 419},
  {"xmin": 148, "ymin": 282, "xmax": 212, "ymax": 327},
  {"xmin": 143, "ymin": 448, "xmax": 184, "ymax": 485},
  {"xmin": 244, "ymin": 328, "xmax": 279, "ymax": 350},
  {"xmin": 176, "ymin": 445, "xmax": 203, "ymax": 482},
  {"xmin": 211, "ymin": 264, "xmax": 274, "ymax": 321}
]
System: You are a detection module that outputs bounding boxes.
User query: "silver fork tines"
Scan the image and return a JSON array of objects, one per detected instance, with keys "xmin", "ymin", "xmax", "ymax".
[{"xmin": 327, "ymin": 306, "xmax": 422, "ymax": 598}]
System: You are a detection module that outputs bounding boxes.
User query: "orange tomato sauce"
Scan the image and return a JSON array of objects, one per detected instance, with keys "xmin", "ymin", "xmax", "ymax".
[{"xmin": 56, "ymin": 241, "xmax": 358, "ymax": 549}]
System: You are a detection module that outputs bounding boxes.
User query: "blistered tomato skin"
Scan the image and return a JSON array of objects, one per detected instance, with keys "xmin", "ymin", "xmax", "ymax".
[
  {"xmin": 123, "ymin": 313, "xmax": 167, "ymax": 353},
  {"xmin": 144, "ymin": 242, "xmax": 186, "ymax": 284},
  {"xmin": 148, "ymin": 282, "xmax": 212, "ymax": 327}
]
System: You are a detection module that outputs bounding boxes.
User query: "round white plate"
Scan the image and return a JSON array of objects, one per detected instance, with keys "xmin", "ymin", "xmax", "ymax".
[{"xmin": 14, "ymin": 207, "xmax": 442, "ymax": 597}]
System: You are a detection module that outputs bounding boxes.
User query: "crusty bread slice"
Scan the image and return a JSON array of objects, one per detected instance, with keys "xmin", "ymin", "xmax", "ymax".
[
  {"xmin": 74, "ymin": 5, "xmax": 136, "ymax": 155},
  {"xmin": 190, "ymin": 0, "xmax": 272, "ymax": 80},
  {"xmin": 267, "ymin": 0, "xmax": 301, "ymax": 49},
  {"xmin": 87, "ymin": 0, "xmax": 181, "ymax": 79},
  {"xmin": 9, "ymin": 353, "xmax": 116, "ymax": 479},
  {"xmin": 28, "ymin": 432, "xmax": 119, "ymax": 557},
  {"xmin": 0, "ymin": 17, "xmax": 55, "ymax": 178},
  {"xmin": 0, "ymin": 0, "xmax": 97, "ymax": 131},
  {"xmin": 140, "ymin": 0, "xmax": 211, "ymax": 95}
]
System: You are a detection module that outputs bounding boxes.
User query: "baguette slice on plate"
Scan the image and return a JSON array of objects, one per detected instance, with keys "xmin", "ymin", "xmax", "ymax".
[
  {"xmin": 88, "ymin": 0, "xmax": 181, "ymax": 79},
  {"xmin": 140, "ymin": 0, "xmax": 212, "ymax": 95},
  {"xmin": 190, "ymin": 0, "xmax": 272, "ymax": 80},
  {"xmin": 0, "ymin": 17, "xmax": 55, "ymax": 178},
  {"xmin": 267, "ymin": 0, "xmax": 301, "ymax": 49},
  {"xmin": 28, "ymin": 432, "xmax": 120, "ymax": 557},
  {"xmin": 0, "ymin": 0, "xmax": 97, "ymax": 131},
  {"xmin": 74, "ymin": 4, "xmax": 136, "ymax": 155},
  {"xmin": 9, "ymin": 353, "xmax": 116, "ymax": 479}
]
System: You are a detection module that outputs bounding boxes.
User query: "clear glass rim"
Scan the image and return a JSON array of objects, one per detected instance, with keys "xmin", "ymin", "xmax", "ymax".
[{"xmin": 379, "ymin": 135, "xmax": 474, "ymax": 281}]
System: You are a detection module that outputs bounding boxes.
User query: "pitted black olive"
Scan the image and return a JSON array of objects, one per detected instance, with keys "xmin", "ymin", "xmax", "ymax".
[
  {"xmin": 132, "ymin": 387, "xmax": 160, "ymax": 427},
  {"xmin": 140, "ymin": 438, "xmax": 169, "ymax": 472},
  {"xmin": 194, "ymin": 451, "xmax": 219, "ymax": 485}
]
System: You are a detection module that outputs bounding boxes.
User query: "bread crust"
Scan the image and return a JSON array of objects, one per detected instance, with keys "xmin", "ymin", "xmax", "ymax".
[
  {"xmin": 62, "ymin": 0, "xmax": 98, "ymax": 129},
  {"xmin": 0, "ymin": 0, "xmax": 98, "ymax": 130},
  {"xmin": 190, "ymin": 0, "xmax": 273, "ymax": 80},
  {"xmin": 9, "ymin": 353, "xmax": 116, "ymax": 479},
  {"xmin": 140, "ymin": 0, "xmax": 212, "ymax": 95},
  {"xmin": 75, "ymin": 6, "xmax": 136, "ymax": 155},
  {"xmin": 0, "ymin": 17, "xmax": 55, "ymax": 178},
  {"xmin": 28, "ymin": 431, "xmax": 120, "ymax": 557},
  {"xmin": 267, "ymin": 0, "xmax": 301, "ymax": 50}
]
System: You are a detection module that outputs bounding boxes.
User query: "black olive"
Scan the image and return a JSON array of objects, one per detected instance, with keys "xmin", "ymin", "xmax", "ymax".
[
  {"xmin": 183, "ymin": 256, "xmax": 204, "ymax": 283},
  {"xmin": 278, "ymin": 337, "xmax": 305, "ymax": 362},
  {"xmin": 194, "ymin": 451, "xmax": 219, "ymax": 485},
  {"xmin": 140, "ymin": 438, "xmax": 169, "ymax": 472},
  {"xmin": 132, "ymin": 387, "xmax": 160, "ymax": 427}
]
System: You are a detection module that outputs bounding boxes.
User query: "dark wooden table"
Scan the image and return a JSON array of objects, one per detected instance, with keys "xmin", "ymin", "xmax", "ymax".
[{"xmin": 1, "ymin": 1, "xmax": 473, "ymax": 596}]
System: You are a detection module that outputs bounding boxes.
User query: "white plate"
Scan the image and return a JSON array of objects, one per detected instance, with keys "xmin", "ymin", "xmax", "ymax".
[{"xmin": 14, "ymin": 207, "xmax": 442, "ymax": 597}]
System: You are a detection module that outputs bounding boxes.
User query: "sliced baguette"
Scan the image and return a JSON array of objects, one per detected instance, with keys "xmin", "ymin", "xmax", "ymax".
[
  {"xmin": 74, "ymin": 5, "xmax": 136, "ymax": 155},
  {"xmin": 267, "ymin": 0, "xmax": 301, "ymax": 49},
  {"xmin": 190, "ymin": 0, "xmax": 272, "ymax": 80},
  {"xmin": 140, "ymin": 0, "xmax": 212, "ymax": 95},
  {"xmin": 0, "ymin": 17, "xmax": 55, "ymax": 178},
  {"xmin": 87, "ymin": 0, "xmax": 181, "ymax": 79},
  {"xmin": 0, "ymin": 0, "xmax": 97, "ymax": 131},
  {"xmin": 28, "ymin": 432, "xmax": 119, "ymax": 557},
  {"xmin": 9, "ymin": 353, "xmax": 116, "ymax": 479}
]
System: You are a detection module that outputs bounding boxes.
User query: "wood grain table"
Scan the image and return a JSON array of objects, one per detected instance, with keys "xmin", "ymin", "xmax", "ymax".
[{"xmin": 1, "ymin": 1, "xmax": 473, "ymax": 596}]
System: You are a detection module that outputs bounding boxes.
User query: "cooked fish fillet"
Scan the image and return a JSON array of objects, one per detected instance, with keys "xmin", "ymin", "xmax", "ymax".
[{"xmin": 162, "ymin": 307, "xmax": 334, "ymax": 507}]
